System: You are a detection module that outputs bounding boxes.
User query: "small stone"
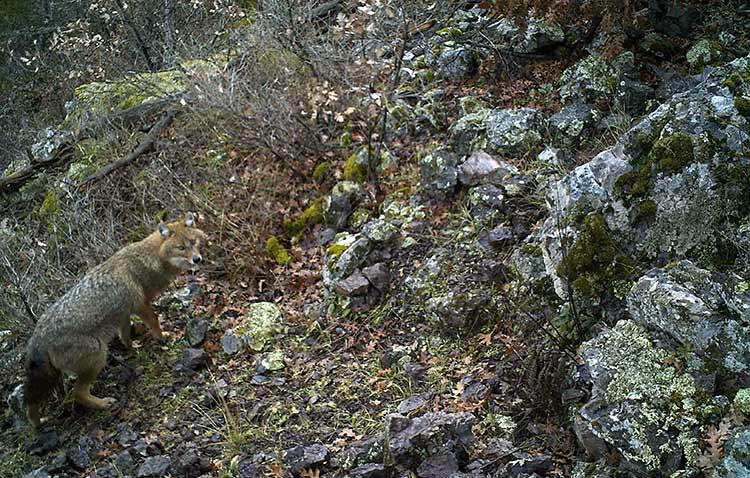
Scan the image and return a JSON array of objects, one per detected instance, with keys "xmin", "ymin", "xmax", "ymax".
[
  {"xmin": 7, "ymin": 384, "xmax": 26, "ymax": 428},
  {"xmin": 362, "ymin": 219, "xmax": 399, "ymax": 243},
  {"xmin": 403, "ymin": 362, "xmax": 427, "ymax": 383},
  {"xmin": 22, "ymin": 469, "xmax": 50, "ymax": 478},
  {"xmin": 362, "ymin": 263, "xmax": 390, "ymax": 292},
  {"xmin": 136, "ymin": 455, "xmax": 171, "ymax": 477},
  {"xmin": 221, "ymin": 302, "xmax": 284, "ymax": 355},
  {"xmin": 116, "ymin": 424, "xmax": 138, "ymax": 446},
  {"xmin": 420, "ymin": 148, "xmax": 460, "ymax": 196},
  {"xmin": 221, "ymin": 331, "xmax": 241, "ymax": 355},
  {"xmin": 115, "ymin": 450, "xmax": 135, "ymax": 473},
  {"xmin": 417, "ymin": 452, "xmax": 459, "ymax": 478},
  {"xmin": 336, "ymin": 270, "xmax": 370, "ymax": 296},
  {"xmin": 66, "ymin": 447, "xmax": 91, "ymax": 471},
  {"xmin": 505, "ymin": 455, "xmax": 554, "ymax": 476},
  {"xmin": 237, "ymin": 459, "xmax": 261, "ymax": 478},
  {"xmin": 186, "ymin": 318, "xmax": 208, "ymax": 346},
  {"xmin": 349, "ymin": 463, "xmax": 386, "ymax": 478},
  {"xmin": 549, "ymin": 103, "xmax": 598, "ymax": 144},
  {"xmin": 485, "ymin": 108, "xmax": 545, "ymax": 155},
  {"xmin": 90, "ymin": 465, "xmax": 118, "ymax": 478},
  {"xmin": 437, "ymin": 47, "xmax": 479, "ymax": 81},
  {"xmin": 283, "ymin": 444, "xmax": 329, "ymax": 475},
  {"xmin": 397, "ymin": 394, "xmax": 431, "ymax": 414},
  {"xmin": 179, "ymin": 348, "xmax": 209, "ymax": 372},
  {"xmin": 316, "ymin": 228, "xmax": 337, "ymax": 246},
  {"xmin": 27, "ymin": 430, "xmax": 59, "ymax": 455},
  {"xmin": 259, "ymin": 350, "xmax": 286, "ymax": 372},
  {"xmin": 487, "ymin": 226, "xmax": 514, "ymax": 248},
  {"xmin": 460, "ymin": 382, "xmax": 489, "ymax": 403},
  {"xmin": 251, "ymin": 375, "xmax": 269, "ymax": 385},
  {"xmin": 537, "ymin": 147, "xmax": 567, "ymax": 167},
  {"xmin": 458, "ymin": 151, "xmax": 517, "ymax": 186}
]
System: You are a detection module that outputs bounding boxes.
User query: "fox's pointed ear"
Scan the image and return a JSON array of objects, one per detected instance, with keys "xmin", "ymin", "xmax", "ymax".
[
  {"xmin": 185, "ymin": 212, "xmax": 195, "ymax": 228},
  {"xmin": 158, "ymin": 222, "xmax": 171, "ymax": 238}
]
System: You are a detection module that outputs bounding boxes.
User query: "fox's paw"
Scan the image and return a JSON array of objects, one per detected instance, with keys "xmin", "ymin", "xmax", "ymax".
[
  {"xmin": 150, "ymin": 330, "xmax": 166, "ymax": 342},
  {"xmin": 100, "ymin": 397, "xmax": 117, "ymax": 408}
]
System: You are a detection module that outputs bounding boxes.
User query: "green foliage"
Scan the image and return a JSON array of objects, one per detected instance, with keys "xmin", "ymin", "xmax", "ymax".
[
  {"xmin": 615, "ymin": 165, "xmax": 651, "ymax": 202},
  {"xmin": 632, "ymin": 199, "xmax": 657, "ymax": 224},
  {"xmin": 35, "ymin": 191, "xmax": 60, "ymax": 219}
]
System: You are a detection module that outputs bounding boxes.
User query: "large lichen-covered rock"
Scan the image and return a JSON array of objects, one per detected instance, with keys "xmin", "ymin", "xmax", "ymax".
[
  {"xmin": 578, "ymin": 320, "xmax": 708, "ymax": 475},
  {"xmin": 559, "ymin": 55, "xmax": 618, "ymax": 105},
  {"xmin": 485, "ymin": 108, "xmax": 545, "ymax": 155},
  {"xmin": 403, "ymin": 238, "xmax": 503, "ymax": 333},
  {"xmin": 221, "ymin": 302, "xmax": 285, "ymax": 355},
  {"xmin": 420, "ymin": 147, "xmax": 459, "ymax": 196},
  {"xmin": 425, "ymin": 289, "xmax": 491, "ymax": 331},
  {"xmin": 627, "ymin": 261, "xmax": 750, "ymax": 373},
  {"xmin": 531, "ymin": 55, "xmax": 750, "ymax": 304}
]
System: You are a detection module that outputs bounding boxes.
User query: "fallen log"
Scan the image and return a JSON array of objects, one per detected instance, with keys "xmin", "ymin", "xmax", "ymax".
[{"xmin": 0, "ymin": 95, "xmax": 183, "ymax": 195}]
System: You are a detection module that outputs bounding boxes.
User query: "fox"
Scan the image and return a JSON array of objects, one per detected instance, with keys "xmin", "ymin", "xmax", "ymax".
[{"xmin": 24, "ymin": 213, "xmax": 207, "ymax": 427}]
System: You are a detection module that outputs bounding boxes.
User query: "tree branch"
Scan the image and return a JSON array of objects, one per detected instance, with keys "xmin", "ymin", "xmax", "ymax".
[{"xmin": 78, "ymin": 110, "xmax": 179, "ymax": 189}]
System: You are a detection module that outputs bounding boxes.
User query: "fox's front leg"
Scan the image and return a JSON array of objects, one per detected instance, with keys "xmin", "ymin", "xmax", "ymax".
[
  {"xmin": 118, "ymin": 316, "xmax": 132, "ymax": 349},
  {"xmin": 137, "ymin": 303, "xmax": 164, "ymax": 341}
]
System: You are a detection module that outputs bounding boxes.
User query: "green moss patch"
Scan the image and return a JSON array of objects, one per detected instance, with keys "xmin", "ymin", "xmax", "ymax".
[
  {"xmin": 557, "ymin": 212, "xmax": 633, "ymax": 297},
  {"xmin": 343, "ymin": 153, "xmax": 367, "ymax": 183},
  {"xmin": 312, "ymin": 161, "xmax": 331, "ymax": 182},
  {"xmin": 735, "ymin": 97, "xmax": 750, "ymax": 117},
  {"xmin": 265, "ymin": 236, "xmax": 291, "ymax": 265},
  {"xmin": 284, "ymin": 198, "xmax": 325, "ymax": 235},
  {"xmin": 649, "ymin": 132, "xmax": 695, "ymax": 175}
]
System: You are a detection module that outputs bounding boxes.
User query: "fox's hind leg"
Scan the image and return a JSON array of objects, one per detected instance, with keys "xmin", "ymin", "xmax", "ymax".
[{"xmin": 52, "ymin": 337, "xmax": 117, "ymax": 410}]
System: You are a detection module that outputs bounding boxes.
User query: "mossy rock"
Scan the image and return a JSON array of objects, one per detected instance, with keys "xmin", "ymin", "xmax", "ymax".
[
  {"xmin": 686, "ymin": 39, "xmax": 723, "ymax": 73},
  {"xmin": 343, "ymin": 153, "xmax": 367, "ymax": 182},
  {"xmin": 284, "ymin": 199, "xmax": 325, "ymax": 235},
  {"xmin": 312, "ymin": 162, "xmax": 331, "ymax": 182},
  {"xmin": 265, "ymin": 236, "xmax": 291, "ymax": 265},
  {"xmin": 735, "ymin": 97, "xmax": 750, "ymax": 117}
]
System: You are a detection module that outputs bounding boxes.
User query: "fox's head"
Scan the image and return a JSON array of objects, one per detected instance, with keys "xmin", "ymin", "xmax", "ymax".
[{"xmin": 157, "ymin": 213, "xmax": 208, "ymax": 270}]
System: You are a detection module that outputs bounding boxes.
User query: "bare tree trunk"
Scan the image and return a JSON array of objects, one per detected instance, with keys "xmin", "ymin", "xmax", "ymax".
[
  {"xmin": 113, "ymin": 0, "xmax": 157, "ymax": 71},
  {"xmin": 163, "ymin": 0, "xmax": 176, "ymax": 67}
]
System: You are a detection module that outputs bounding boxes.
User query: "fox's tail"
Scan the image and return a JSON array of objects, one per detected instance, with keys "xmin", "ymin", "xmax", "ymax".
[{"xmin": 24, "ymin": 338, "xmax": 61, "ymax": 427}]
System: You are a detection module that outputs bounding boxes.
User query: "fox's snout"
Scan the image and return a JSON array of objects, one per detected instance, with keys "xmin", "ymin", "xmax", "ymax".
[{"xmin": 192, "ymin": 255, "xmax": 202, "ymax": 265}]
